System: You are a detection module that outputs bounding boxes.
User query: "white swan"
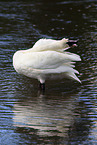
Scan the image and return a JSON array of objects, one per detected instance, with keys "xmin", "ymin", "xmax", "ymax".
[{"xmin": 13, "ymin": 38, "xmax": 81, "ymax": 90}]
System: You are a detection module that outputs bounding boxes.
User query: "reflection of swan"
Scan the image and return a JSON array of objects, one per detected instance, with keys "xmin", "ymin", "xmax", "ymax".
[
  {"xmin": 13, "ymin": 95, "xmax": 76, "ymax": 137},
  {"xmin": 13, "ymin": 38, "xmax": 81, "ymax": 90}
]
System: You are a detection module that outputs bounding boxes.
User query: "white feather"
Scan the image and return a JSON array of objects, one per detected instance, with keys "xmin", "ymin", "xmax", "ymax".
[
  {"xmin": 30, "ymin": 38, "xmax": 69, "ymax": 52},
  {"xmin": 13, "ymin": 38, "xmax": 81, "ymax": 84}
]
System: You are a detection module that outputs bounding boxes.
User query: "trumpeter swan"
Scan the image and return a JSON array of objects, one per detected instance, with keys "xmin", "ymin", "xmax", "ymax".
[{"xmin": 13, "ymin": 38, "xmax": 81, "ymax": 90}]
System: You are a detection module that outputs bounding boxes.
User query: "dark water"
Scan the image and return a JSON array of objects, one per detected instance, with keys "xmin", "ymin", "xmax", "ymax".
[{"xmin": 0, "ymin": 0, "xmax": 97, "ymax": 144}]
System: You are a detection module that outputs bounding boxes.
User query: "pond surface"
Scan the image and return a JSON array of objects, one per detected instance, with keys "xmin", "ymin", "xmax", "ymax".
[{"xmin": 0, "ymin": 0, "xmax": 97, "ymax": 144}]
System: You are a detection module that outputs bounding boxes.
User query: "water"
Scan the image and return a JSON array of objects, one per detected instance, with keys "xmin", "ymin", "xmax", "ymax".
[{"xmin": 0, "ymin": 0, "xmax": 97, "ymax": 144}]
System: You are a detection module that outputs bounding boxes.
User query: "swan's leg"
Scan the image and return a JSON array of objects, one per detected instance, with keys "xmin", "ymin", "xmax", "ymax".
[
  {"xmin": 38, "ymin": 76, "xmax": 45, "ymax": 91},
  {"xmin": 39, "ymin": 83, "xmax": 45, "ymax": 91}
]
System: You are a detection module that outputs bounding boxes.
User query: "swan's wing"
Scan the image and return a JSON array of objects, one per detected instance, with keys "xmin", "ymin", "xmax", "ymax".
[
  {"xmin": 31, "ymin": 38, "xmax": 69, "ymax": 52},
  {"xmin": 40, "ymin": 65, "xmax": 81, "ymax": 83},
  {"xmin": 22, "ymin": 51, "xmax": 81, "ymax": 70},
  {"xmin": 15, "ymin": 50, "xmax": 81, "ymax": 83}
]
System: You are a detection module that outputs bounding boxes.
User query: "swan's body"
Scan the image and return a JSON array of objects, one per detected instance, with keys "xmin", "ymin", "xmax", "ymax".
[{"xmin": 13, "ymin": 38, "xmax": 81, "ymax": 90}]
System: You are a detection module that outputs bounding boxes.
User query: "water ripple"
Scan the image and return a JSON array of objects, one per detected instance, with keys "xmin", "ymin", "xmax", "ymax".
[{"xmin": 0, "ymin": 0, "xmax": 97, "ymax": 144}]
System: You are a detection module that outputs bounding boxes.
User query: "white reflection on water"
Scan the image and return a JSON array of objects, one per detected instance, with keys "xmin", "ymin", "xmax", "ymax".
[{"xmin": 13, "ymin": 94, "xmax": 78, "ymax": 137}]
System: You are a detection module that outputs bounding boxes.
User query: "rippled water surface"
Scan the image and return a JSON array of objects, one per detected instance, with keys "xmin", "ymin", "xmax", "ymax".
[{"xmin": 0, "ymin": 0, "xmax": 97, "ymax": 144}]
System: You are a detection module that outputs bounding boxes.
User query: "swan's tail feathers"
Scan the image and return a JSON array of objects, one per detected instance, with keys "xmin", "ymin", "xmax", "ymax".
[
  {"xmin": 66, "ymin": 72, "xmax": 81, "ymax": 83},
  {"xmin": 72, "ymin": 53, "xmax": 81, "ymax": 62},
  {"xmin": 64, "ymin": 52, "xmax": 81, "ymax": 62}
]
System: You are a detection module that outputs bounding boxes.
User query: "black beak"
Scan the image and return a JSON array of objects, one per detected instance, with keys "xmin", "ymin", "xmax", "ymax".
[{"xmin": 66, "ymin": 40, "xmax": 78, "ymax": 47}]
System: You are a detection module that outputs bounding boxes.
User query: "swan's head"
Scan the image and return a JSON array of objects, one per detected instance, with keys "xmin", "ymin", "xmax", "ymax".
[
  {"xmin": 61, "ymin": 38, "xmax": 78, "ymax": 50},
  {"xmin": 66, "ymin": 39, "xmax": 78, "ymax": 48}
]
